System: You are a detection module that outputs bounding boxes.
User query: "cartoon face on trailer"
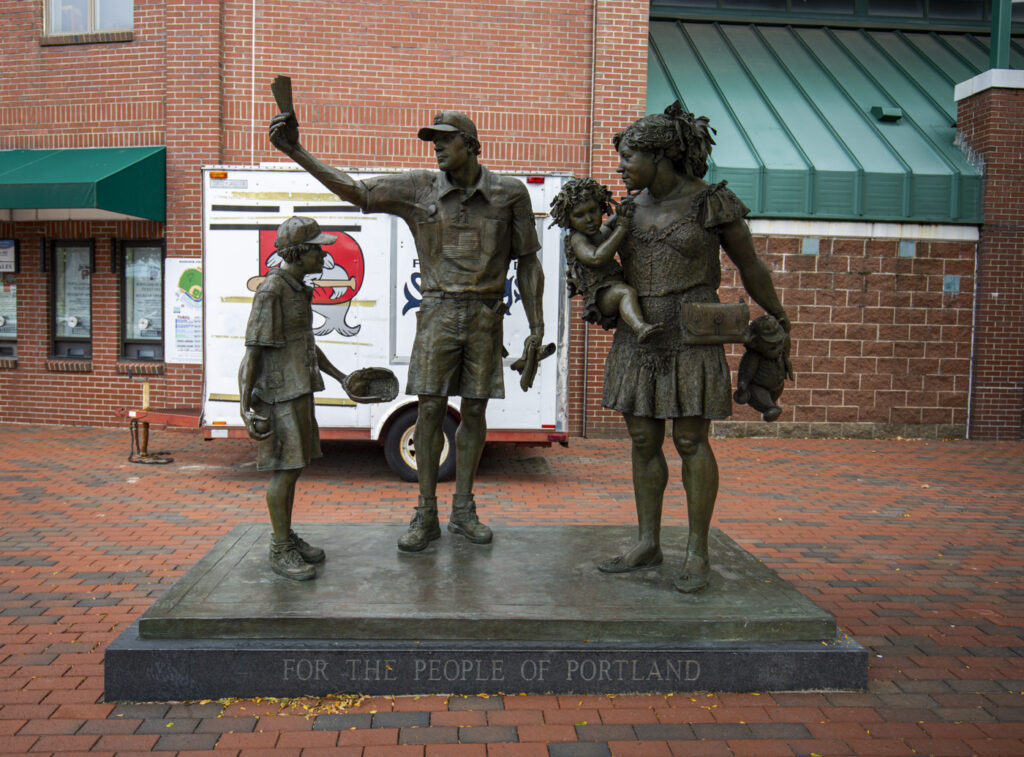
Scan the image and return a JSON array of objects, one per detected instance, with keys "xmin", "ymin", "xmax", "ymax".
[{"xmin": 255, "ymin": 227, "xmax": 366, "ymax": 337}]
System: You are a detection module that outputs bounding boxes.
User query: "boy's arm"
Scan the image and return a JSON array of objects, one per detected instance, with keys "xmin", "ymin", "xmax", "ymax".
[
  {"xmin": 238, "ymin": 345, "xmax": 271, "ymax": 440},
  {"xmin": 316, "ymin": 346, "xmax": 347, "ymax": 387}
]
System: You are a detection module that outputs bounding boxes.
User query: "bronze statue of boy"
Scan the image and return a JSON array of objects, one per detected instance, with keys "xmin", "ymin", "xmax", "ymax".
[
  {"xmin": 270, "ymin": 87, "xmax": 545, "ymax": 553},
  {"xmin": 239, "ymin": 216, "xmax": 368, "ymax": 580}
]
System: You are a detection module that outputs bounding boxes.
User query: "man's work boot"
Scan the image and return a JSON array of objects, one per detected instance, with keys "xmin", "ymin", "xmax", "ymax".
[
  {"xmin": 270, "ymin": 539, "xmax": 316, "ymax": 581},
  {"xmin": 397, "ymin": 496, "xmax": 441, "ymax": 552},
  {"xmin": 289, "ymin": 530, "xmax": 325, "ymax": 564},
  {"xmin": 448, "ymin": 493, "xmax": 493, "ymax": 544}
]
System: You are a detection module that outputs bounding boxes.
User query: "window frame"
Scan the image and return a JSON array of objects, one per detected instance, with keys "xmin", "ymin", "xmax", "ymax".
[
  {"xmin": 50, "ymin": 238, "xmax": 95, "ymax": 360},
  {"xmin": 43, "ymin": 0, "xmax": 134, "ymax": 37},
  {"xmin": 120, "ymin": 238, "xmax": 165, "ymax": 362},
  {"xmin": 0, "ymin": 257, "xmax": 17, "ymax": 359}
]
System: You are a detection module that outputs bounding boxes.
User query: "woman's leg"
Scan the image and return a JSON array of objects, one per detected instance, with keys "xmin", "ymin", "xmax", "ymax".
[
  {"xmin": 671, "ymin": 416, "xmax": 717, "ymax": 593},
  {"xmin": 598, "ymin": 413, "xmax": 666, "ymax": 572}
]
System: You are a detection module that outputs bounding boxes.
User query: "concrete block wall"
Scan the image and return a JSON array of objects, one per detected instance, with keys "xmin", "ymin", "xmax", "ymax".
[{"xmin": 577, "ymin": 234, "xmax": 976, "ymax": 440}]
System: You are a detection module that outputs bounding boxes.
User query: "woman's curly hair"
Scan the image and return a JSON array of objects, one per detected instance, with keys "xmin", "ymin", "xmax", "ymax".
[
  {"xmin": 549, "ymin": 177, "xmax": 614, "ymax": 230},
  {"xmin": 613, "ymin": 101, "xmax": 716, "ymax": 179}
]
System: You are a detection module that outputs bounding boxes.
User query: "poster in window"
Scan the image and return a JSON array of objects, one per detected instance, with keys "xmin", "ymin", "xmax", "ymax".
[
  {"xmin": 0, "ymin": 273, "xmax": 16, "ymax": 337},
  {"xmin": 55, "ymin": 246, "xmax": 91, "ymax": 338},
  {"xmin": 125, "ymin": 246, "xmax": 163, "ymax": 340},
  {"xmin": 0, "ymin": 240, "xmax": 16, "ymax": 273},
  {"xmin": 164, "ymin": 258, "xmax": 202, "ymax": 364}
]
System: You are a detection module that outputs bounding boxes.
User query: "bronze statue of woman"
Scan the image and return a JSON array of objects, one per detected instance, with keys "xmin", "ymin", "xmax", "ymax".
[{"xmin": 599, "ymin": 102, "xmax": 792, "ymax": 593}]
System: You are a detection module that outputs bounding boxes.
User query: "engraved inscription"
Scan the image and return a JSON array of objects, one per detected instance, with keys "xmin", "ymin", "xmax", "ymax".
[
  {"xmin": 519, "ymin": 658, "xmax": 550, "ymax": 681},
  {"xmin": 283, "ymin": 658, "xmax": 328, "ymax": 681},
  {"xmin": 414, "ymin": 658, "xmax": 505, "ymax": 682},
  {"xmin": 565, "ymin": 658, "xmax": 700, "ymax": 683},
  {"xmin": 344, "ymin": 659, "xmax": 398, "ymax": 682}
]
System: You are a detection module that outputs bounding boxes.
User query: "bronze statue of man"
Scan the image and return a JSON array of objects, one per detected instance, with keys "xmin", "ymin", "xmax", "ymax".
[
  {"xmin": 239, "ymin": 216, "xmax": 356, "ymax": 580},
  {"xmin": 270, "ymin": 103, "xmax": 544, "ymax": 553}
]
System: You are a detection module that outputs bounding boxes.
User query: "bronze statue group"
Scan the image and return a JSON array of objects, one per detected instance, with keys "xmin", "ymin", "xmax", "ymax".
[{"xmin": 242, "ymin": 93, "xmax": 792, "ymax": 594}]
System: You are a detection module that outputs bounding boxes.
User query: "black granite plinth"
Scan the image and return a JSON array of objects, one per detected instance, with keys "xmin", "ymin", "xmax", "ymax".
[
  {"xmin": 104, "ymin": 523, "xmax": 868, "ymax": 699},
  {"xmin": 106, "ymin": 622, "xmax": 865, "ymax": 699}
]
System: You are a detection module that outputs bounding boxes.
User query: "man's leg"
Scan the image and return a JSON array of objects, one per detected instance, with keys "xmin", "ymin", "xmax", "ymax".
[
  {"xmin": 266, "ymin": 468, "xmax": 315, "ymax": 580},
  {"xmin": 397, "ymin": 395, "xmax": 446, "ymax": 552},
  {"xmin": 448, "ymin": 397, "xmax": 492, "ymax": 544},
  {"xmin": 414, "ymin": 395, "xmax": 447, "ymax": 500}
]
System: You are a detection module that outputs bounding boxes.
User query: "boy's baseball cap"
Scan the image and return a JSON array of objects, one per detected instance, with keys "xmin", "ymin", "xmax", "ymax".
[{"xmin": 274, "ymin": 216, "xmax": 337, "ymax": 249}]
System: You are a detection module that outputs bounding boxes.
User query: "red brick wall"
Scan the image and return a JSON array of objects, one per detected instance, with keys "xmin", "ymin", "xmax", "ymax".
[
  {"xmin": 956, "ymin": 86, "xmax": 1024, "ymax": 441},
  {"xmin": 0, "ymin": 1, "xmax": 165, "ymax": 149},
  {"xmin": 0, "ymin": 0, "xmax": 189, "ymax": 426},
  {"xmin": 0, "ymin": 221, "xmax": 201, "ymax": 426},
  {"xmin": 579, "ymin": 234, "xmax": 976, "ymax": 439},
  {"xmin": 218, "ymin": 0, "xmax": 600, "ymax": 171},
  {"xmin": 0, "ymin": 0, "xmax": 992, "ymax": 440},
  {"xmin": 565, "ymin": 0, "xmax": 650, "ymax": 437}
]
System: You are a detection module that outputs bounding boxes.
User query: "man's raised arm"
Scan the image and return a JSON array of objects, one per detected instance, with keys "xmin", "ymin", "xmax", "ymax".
[{"xmin": 269, "ymin": 110, "xmax": 368, "ymax": 209}]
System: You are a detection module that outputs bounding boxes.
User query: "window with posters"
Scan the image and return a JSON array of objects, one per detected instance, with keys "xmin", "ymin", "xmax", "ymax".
[
  {"xmin": 121, "ymin": 240, "xmax": 164, "ymax": 360},
  {"xmin": 51, "ymin": 240, "xmax": 94, "ymax": 359},
  {"xmin": 45, "ymin": 0, "xmax": 133, "ymax": 35},
  {"xmin": 0, "ymin": 240, "xmax": 16, "ymax": 359}
]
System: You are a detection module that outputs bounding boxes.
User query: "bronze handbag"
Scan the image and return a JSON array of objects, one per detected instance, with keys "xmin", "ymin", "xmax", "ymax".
[{"xmin": 680, "ymin": 301, "xmax": 749, "ymax": 345}]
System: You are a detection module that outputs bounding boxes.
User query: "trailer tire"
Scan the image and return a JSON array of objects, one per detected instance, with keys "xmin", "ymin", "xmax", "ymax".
[{"xmin": 383, "ymin": 407, "xmax": 457, "ymax": 483}]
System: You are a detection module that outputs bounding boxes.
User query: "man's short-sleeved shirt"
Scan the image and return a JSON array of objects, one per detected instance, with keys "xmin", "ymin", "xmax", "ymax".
[
  {"xmin": 244, "ymin": 268, "xmax": 325, "ymax": 403},
  {"xmin": 361, "ymin": 167, "xmax": 540, "ymax": 295}
]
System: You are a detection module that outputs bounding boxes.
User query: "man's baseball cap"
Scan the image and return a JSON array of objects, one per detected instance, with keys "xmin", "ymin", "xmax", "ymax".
[
  {"xmin": 274, "ymin": 216, "xmax": 337, "ymax": 249},
  {"xmin": 417, "ymin": 110, "xmax": 478, "ymax": 141}
]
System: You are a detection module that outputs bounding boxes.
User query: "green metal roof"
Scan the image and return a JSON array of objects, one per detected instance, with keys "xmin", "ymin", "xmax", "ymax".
[
  {"xmin": 647, "ymin": 22, "xmax": 1023, "ymax": 224},
  {"xmin": 0, "ymin": 147, "xmax": 166, "ymax": 222}
]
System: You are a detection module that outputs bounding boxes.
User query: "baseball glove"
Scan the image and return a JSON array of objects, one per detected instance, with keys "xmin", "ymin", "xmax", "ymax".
[{"xmin": 342, "ymin": 367, "xmax": 399, "ymax": 404}]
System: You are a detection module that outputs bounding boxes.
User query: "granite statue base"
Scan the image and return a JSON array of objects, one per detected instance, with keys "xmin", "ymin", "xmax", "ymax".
[{"xmin": 105, "ymin": 524, "xmax": 867, "ymax": 699}]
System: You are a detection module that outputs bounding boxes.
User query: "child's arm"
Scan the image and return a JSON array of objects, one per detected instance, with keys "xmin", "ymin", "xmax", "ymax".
[{"xmin": 570, "ymin": 217, "xmax": 629, "ymax": 269}]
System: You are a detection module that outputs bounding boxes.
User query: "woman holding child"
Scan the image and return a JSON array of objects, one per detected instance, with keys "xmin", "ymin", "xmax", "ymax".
[{"xmin": 597, "ymin": 102, "xmax": 791, "ymax": 593}]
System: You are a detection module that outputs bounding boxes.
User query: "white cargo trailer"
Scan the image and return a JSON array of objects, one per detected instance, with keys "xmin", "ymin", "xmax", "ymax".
[{"xmin": 200, "ymin": 165, "xmax": 570, "ymax": 480}]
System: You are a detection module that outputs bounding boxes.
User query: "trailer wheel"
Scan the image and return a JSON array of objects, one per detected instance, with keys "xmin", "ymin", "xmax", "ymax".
[{"xmin": 383, "ymin": 407, "xmax": 457, "ymax": 482}]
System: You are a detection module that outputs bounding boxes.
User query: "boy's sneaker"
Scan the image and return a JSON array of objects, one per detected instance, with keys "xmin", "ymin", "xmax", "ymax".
[
  {"xmin": 270, "ymin": 541, "xmax": 316, "ymax": 581},
  {"xmin": 289, "ymin": 530, "xmax": 325, "ymax": 564}
]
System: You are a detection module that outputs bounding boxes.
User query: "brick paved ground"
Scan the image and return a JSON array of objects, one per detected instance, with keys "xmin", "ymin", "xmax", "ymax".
[{"xmin": 0, "ymin": 423, "xmax": 1022, "ymax": 756}]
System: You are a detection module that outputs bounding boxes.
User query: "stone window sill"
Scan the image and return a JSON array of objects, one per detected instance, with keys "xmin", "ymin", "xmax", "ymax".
[
  {"xmin": 47, "ymin": 358, "xmax": 92, "ymax": 373},
  {"xmin": 40, "ymin": 30, "xmax": 133, "ymax": 47},
  {"xmin": 116, "ymin": 360, "xmax": 165, "ymax": 376}
]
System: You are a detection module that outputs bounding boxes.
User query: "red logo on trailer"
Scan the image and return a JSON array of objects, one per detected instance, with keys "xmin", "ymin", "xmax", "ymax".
[
  {"xmin": 254, "ymin": 227, "xmax": 365, "ymax": 337},
  {"xmin": 257, "ymin": 228, "xmax": 365, "ymax": 303}
]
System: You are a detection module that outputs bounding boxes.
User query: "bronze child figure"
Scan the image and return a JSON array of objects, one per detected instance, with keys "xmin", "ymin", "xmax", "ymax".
[
  {"xmin": 238, "ymin": 216, "xmax": 360, "ymax": 581},
  {"xmin": 549, "ymin": 178, "xmax": 661, "ymax": 342}
]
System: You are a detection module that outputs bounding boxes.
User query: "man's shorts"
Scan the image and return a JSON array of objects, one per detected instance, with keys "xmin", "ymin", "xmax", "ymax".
[
  {"xmin": 254, "ymin": 393, "xmax": 323, "ymax": 471},
  {"xmin": 407, "ymin": 296, "xmax": 505, "ymax": 399}
]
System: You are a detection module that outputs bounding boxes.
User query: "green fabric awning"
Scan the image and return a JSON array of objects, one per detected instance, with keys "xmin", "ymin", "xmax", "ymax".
[
  {"xmin": 646, "ymin": 22, "xmax": 1023, "ymax": 224},
  {"xmin": 0, "ymin": 147, "xmax": 165, "ymax": 222}
]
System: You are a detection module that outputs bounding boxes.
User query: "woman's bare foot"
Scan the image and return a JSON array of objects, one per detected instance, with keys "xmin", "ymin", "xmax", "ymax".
[
  {"xmin": 672, "ymin": 552, "xmax": 710, "ymax": 593},
  {"xmin": 598, "ymin": 542, "xmax": 663, "ymax": 573}
]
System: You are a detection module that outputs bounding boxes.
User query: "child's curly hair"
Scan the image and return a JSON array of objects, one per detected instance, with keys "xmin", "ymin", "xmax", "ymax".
[{"xmin": 549, "ymin": 177, "xmax": 613, "ymax": 229}]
